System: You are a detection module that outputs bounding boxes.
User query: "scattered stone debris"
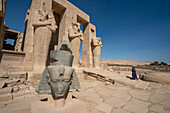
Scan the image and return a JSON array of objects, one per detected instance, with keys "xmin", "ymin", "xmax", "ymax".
[{"xmin": 0, "ymin": 72, "xmax": 35, "ymax": 102}]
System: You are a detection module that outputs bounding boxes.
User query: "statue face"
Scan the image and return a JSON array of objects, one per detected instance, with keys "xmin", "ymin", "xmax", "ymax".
[{"xmin": 49, "ymin": 76, "xmax": 71, "ymax": 99}]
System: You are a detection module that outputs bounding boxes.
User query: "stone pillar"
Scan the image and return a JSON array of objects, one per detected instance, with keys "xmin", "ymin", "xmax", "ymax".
[
  {"xmin": 23, "ymin": 0, "xmax": 53, "ymax": 71},
  {"xmin": 82, "ymin": 23, "xmax": 96, "ymax": 67},
  {"xmin": 23, "ymin": 0, "xmax": 42, "ymax": 71},
  {"xmin": 92, "ymin": 37, "xmax": 102, "ymax": 68},
  {"xmin": 58, "ymin": 9, "xmax": 73, "ymax": 45},
  {"xmin": 0, "ymin": 17, "xmax": 4, "ymax": 51},
  {"xmin": 0, "ymin": 0, "xmax": 6, "ymax": 51}
]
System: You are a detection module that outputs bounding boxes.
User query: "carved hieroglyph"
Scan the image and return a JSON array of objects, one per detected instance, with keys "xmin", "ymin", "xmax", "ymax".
[
  {"xmin": 92, "ymin": 37, "xmax": 102, "ymax": 68},
  {"xmin": 32, "ymin": 1, "xmax": 58, "ymax": 73},
  {"xmin": 69, "ymin": 23, "xmax": 83, "ymax": 67},
  {"xmin": 14, "ymin": 33, "xmax": 23, "ymax": 52}
]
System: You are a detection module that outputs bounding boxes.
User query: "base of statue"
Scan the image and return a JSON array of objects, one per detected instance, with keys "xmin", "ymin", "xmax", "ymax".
[{"xmin": 31, "ymin": 96, "xmax": 88, "ymax": 113}]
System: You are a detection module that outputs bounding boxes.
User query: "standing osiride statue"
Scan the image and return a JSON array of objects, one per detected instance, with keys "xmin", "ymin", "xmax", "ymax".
[
  {"xmin": 0, "ymin": 0, "xmax": 2, "ymax": 12},
  {"xmin": 32, "ymin": 1, "xmax": 58, "ymax": 72},
  {"xmin": 68, "ymin": 22, "xmax": 83, "ymax": 67},
  {"xmin": 92, "ymin": 37, "xmax": 103, "ymax": 68}
]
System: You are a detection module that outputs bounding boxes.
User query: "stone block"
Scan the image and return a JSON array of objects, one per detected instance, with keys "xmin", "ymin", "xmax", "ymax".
[
  {"xmin": 5, "ymin": 79, "xmax": 22, "ymax": 87},
  {"xmin": 149, "ymin": 93, "xmax": 170, "ymax": 104},
  {"xmin": 0, "ymin": 80, "xmax": 6, "ymax": 88},
  {"xmin": 0, "ymin": 87, "xmax": 12, "ymax": 95},
  {"xmin": 150, "ymin": 104, "xmax": 170, "ymax": 113},
  {"xmin": 0, "ymin": 94, "xmax": 12, "ymax": 102},
  {"xmin": 123, "ymin": 98, "xmax": 150, "ymax": 113},
  {"xmin": 104, "ymin": 96, "xmax": 130, "ymax": 109},
  {"xmin": 8, "ymin": 72, "xmax": 27, "ymax": 80},
  {"xmin": 31, "ymin": 99, "xmax": 88, "ymax": 113},
  {"xmin": 12, "ymin": 86, "xmax": 19, "ymax": 93},
  {"xmin": 19, "ymin": 84, "xmax": 29, "ymax": 91},
  {"xmin": 129, "ymin": 89, "xmax": 150, "ymax": 101},
  {"xmin": 90, "ymin": 109, "xmax": 103, "ymax": 113},
  {"xmin": 95, "ymin": 103, "xmax": 113, "ymax": 113},
  {"xmin": 111, "ymin": 109, "xmax": 131, "ymax": 113},
  {"xmin": 12, "ymin": 91, "xmax": 35, "ymax": 99}
]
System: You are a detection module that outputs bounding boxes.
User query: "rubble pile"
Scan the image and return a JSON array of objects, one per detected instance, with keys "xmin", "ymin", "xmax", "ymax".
[{"xmin": 0, "ymin": 72, "xmax": 35, "ymax": 102}]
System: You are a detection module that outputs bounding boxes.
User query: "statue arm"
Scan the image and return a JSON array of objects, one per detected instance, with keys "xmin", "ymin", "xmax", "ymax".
[
  {"xmin": 93, "ymin": 38, "xmax": 103, "ymax": 47},
  {"xmin": 69, "ymin": 28, "xmax": 83, "ymax": 39},
  {"xmin": 32, "ymin": 20, "xmax": 51, "ymax": 27},
  {"xmin": 92, "ymin": 38, "xmax": 98, "ymax": 46}
]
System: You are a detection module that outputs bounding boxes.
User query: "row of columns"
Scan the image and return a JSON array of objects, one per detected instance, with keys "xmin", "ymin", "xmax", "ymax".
[{"xmin": 23, "ymin": 0, "xmax": 101, "ymax": 73}]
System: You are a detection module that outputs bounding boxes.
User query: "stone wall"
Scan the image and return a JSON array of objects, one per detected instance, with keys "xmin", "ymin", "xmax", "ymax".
[{"xmin": 0, "ymin": 50, "xmax": 25, "ymax": 71}]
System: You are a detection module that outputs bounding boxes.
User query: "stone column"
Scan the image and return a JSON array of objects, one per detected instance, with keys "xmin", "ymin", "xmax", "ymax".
[
  {"xmin": 0, "ymin": 0, "xmax": 6, "ymax": 51},
  {"xmin": 23, "ymin": 0, "xmax": 53, "ymax": 71},
  {"xmin": 58, "ymin": 9, "xmax": 73, "ymax": 45},
  {"xmin": 0, "ymin": 17, "xmax": 4, "ymax": 51},
  {"xmin": 92, "ymin": 37, "xmax": 102, "ymax": 68},
  {"xmin": 23, "ymin": 0, "xmax": 43, "ymax": 71},
  {"xmin": 82, "ymin": 23, "xmax": 96, "ymax": 67}
]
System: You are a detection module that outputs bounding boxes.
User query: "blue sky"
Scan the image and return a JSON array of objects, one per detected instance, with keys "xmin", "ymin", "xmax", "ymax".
[{"xmin": 4, "ymin": 0, "xmax": 170, "ymax": 63}]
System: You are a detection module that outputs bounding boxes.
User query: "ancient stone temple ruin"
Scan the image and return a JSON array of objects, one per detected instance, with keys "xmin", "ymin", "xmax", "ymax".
[
  {"xmin": 0, "ymin": 0, "xmax": 103, "ymax": 75},
  {"xmin": 31, "ymin": 36, "xmax": 87, "ymax": 113}
]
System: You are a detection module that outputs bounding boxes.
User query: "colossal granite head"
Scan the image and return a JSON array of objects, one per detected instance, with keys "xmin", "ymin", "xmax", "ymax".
[
  {"xmin": 48, "ymin": 66, "xmax": 72, "ymax": 99},
  {"xmin": 48, "ymin": 36, "xmax": 75, "ymax": 99}
]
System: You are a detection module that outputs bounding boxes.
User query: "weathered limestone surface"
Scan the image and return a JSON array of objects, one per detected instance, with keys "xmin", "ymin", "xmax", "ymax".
[
  {"xmin": 1, "ymin": 80, "xmax": 170, "ymax": 113},
  {"xmin": 111, "ymin": 109, "xmax": 131, "ymax": 113},
  {"xmin": 32, "ymin": 1, "xmax": 57, "ymax": 73},
  {"xmin": 123, "ymin": 98, "xmax": 150, "ymax": 113},
  {"xmin": 23, "ymin": 0, "xmax": 101, "ymax": 72},
  {"xmin": 69, "ymin": 23, "xmax": 83, "ymax": 67},
  {"xmin": 0, "ymin": 0, "xmax": 6, "ymax": 51},
  {"xmin": 150, "ymin": 104, "xmax": 170, "ymax": 113},
  {"xmin": 31, "ymin": 99, "xmax": 88, "ymax": 113},
  {"xmin": 95, "ymin": 103, "xmax": 113, "ymax": 113},
  {"xmin": 23, "ymin": 0, "xmax": 53, "ymax": 71},
  {"xmin": 129, "ymin": 89, "xmax": 150, "ymax": 101},
  {"xmin": 78, "ymin": 67, "xmax": 150, "ymax": 90},
  {"xmin": 14, "ymin": 33, "xmax": 24, "ymax": 52},
  {"xmin": 92, "ymin": 37, "xmax": 102, "ymax": 68},
  {"xmin": 82, "ymin": 23, "xmax": 96, "ymax": 67}
]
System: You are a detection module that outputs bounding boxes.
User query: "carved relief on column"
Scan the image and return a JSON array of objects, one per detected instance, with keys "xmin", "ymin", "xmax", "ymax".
[
  {"xmin": 68, "ymin": 22, "xmax": 83, "ymax": 67},
  {"xmin": 0, "ymin": 0, "xmax": 2, "ymax": 12},
  {"xmin": 14, "ymin": 33, "xmax": 24, "ymax": 52},
  {"xmin": 32, "ymin": 1, "xmax": 58, "ymax": 73},
  {"xmin": 92, "ymin": 37, "xmax": 102, "ymax": 68},
  {"xmin": 0, "ymin": 0, "xmax": 6, "ymax": 15}
]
